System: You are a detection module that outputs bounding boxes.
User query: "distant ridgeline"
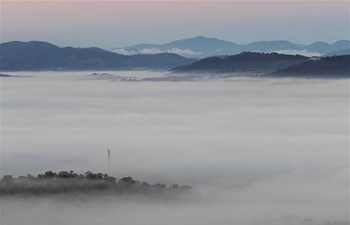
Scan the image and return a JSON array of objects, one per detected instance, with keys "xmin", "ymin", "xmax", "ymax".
[
  {"xmin": 0, "ymin": 171, "xmax": 191, "ymax": 196},
  {"xmin": 171, "ymin": 52, "xmax": 350, "ymax": 78},
  {"xmin": 115, "ymin": 36, "xmax": 350, "ymax": 58},
  {"xmin": 1, "ymin": 41, "xmax": 349, "ymax": 77},
  {"xmin": 0, "ymin": 41, "xmax": 196, "ymax": 71},
  {"xmin": 171, "ymin": 52, "xmax": 307, "ymax": 73},
  {"xmin": 270, "ymin": 55, "xmax": 350, "ymax": 78}
]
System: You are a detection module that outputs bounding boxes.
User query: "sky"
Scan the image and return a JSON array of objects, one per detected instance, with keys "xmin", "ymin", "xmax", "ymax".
[{"xmin": 1, "ymin": 1, "xmax": 349, "ymax": 49}]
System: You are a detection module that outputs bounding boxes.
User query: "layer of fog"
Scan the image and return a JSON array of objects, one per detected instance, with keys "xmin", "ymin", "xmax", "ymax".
[
  {"xmin": 1, "ymin": 71, "xmax": 349, "ymax": 224},
  {"xmin": 271, "ymin": 49, "xmax": 323, "ymax": 57},
  {"xmin": 112, "ymin": 48, "xmax": 322, "ymax": 58},
  {"xmin": 112, "ymin": 47, "xmax": 202, "ymax": 57}
]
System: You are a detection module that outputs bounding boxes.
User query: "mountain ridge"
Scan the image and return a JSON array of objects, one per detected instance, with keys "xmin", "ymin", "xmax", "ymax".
[
  {"xmin": 270, "ymin": 55, "xmax": 350, "ymax": 77},
  {"xmin": 114, "ymin": 36, "xmax": 350, "ymax": 58},
  {"xmin": 0, "ymin": 41, "xmax": 196, "ymax": 71},
  {"xmin": 171, "ymin": 52, "xmax": 350, "ymax": 78},
  {"xmin": 171, "ymin": 52, "xmax": 308, "ymax": 73}
]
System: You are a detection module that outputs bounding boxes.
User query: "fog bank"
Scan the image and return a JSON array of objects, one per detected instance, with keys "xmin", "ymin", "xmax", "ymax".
[{"xmin": 1, "ymin": 71, "xmax": 349, "ymax": 224}]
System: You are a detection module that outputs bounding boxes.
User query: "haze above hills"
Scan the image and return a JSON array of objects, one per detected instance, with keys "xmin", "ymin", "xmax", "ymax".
[{"xmin": 113, "ymin": 36, "xmax": 350, "ymax": 58}]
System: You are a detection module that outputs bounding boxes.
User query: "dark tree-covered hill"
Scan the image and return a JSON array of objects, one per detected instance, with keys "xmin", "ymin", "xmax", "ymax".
[
  {"xmin": 269, "ymin": 55, "xmax": 350, "ymax": 78},
  {"xmin": 0, "ymin": 170, "xmax": 191, "ymax": 196},
  {"xmin": 171, "ymin": 52, "xmax": 307, "ymax": 73}
]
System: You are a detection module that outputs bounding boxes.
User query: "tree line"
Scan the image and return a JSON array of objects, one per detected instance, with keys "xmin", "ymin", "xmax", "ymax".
[{"xmin": 0, "ymin": 170, "xmax": 191, "ymax": 196}]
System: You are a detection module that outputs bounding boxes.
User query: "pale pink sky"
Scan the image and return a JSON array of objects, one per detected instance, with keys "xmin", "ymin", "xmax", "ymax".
[{"xmin": 1, "ymin": 1, "xmax": 349, "ymax": 49}]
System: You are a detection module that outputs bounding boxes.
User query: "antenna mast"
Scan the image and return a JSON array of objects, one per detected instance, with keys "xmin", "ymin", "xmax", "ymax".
[{"xmin": 107, "ymin": 148, "xmax": 111, "ymax": 173}]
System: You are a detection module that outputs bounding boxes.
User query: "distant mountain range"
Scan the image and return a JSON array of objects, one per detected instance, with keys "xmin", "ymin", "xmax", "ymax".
[
  {"xmin": 0, "ymin": 41, "xmax": 196, "ymax": 71},
  {"xmin": 1, "ymin": 41, "xmax": 349, "ymax": 78},
  {"xmin": 113, "ymin": 36, "xmax": 350, "ymax": 58}
]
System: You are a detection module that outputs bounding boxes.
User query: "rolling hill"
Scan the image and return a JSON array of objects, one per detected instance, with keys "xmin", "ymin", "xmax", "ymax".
[
  {"xmin": 171, "ymin": 52, "xmax": 307, "ymax": 73},
  {"xmin": 113, "ymin": 36, "xmax": 350, "ymax": 58},
  {"xmin": 270, "ymin": 55, "xmax": 350, "ymax": 78},
  {"xmin": 0, "ymin": 41, "xmax": 196, "ymax": 71}
]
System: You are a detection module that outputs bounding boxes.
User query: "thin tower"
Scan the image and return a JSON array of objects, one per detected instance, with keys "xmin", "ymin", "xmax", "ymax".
[{"xmin": 107, "ymin": 148, "xmax": 111, "ymax": 173}]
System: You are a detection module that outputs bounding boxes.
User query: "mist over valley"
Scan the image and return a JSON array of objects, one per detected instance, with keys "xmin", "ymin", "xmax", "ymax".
[
  {"xmin": 1, "ymin": 1, "xmax": 349, "ymax": 224},
  {"xmin": 1, "ymin": 71, "xmax": 349, "ymax": 225}
]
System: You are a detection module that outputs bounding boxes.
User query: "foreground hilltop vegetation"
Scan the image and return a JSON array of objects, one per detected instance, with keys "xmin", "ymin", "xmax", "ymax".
[{"xmin": 0, "ymin": 171, "xmax": 191, "ymax": 196}]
